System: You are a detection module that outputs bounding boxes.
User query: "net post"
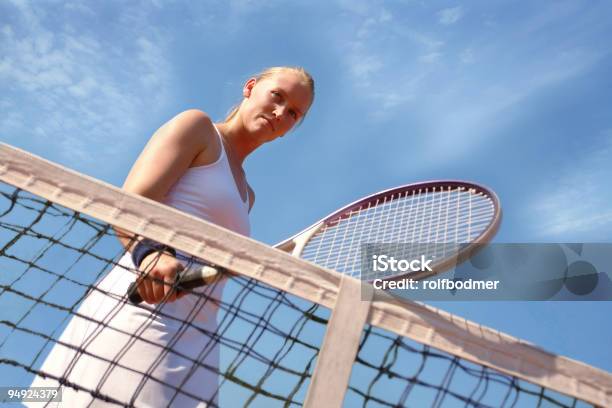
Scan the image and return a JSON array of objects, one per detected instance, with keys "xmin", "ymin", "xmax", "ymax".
[{"xmin": 304, "ymin": 275, "xmax": 373, "ymax": 408}]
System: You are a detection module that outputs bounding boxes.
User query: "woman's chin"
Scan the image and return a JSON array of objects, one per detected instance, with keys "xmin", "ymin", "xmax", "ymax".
[{"xmin": 253, "ymin": 128, "xmax": 277, "ymax": 143}]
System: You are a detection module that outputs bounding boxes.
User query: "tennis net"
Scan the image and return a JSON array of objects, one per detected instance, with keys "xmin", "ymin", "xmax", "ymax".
[{"xmin": 0, "ymin": 143, "xmax": 610, "ymax": 407}]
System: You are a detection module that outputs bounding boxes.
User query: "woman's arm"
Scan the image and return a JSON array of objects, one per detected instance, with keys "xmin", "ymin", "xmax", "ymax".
[
  {"xmin": 123, "ymin": 109, "xmax": 214, "ymax": 201},
  {"xmin": 114, "ymin": 109, "xmax": 216, "ymax": 248},
  {"xmin": 114, "ymin": 109, "xmax": 218, "ymax": 304}
]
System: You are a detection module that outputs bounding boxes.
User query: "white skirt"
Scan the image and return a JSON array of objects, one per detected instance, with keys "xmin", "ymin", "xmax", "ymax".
[{"xmin": 27, "ymin": 253, "xmax": 224, "ymax": 408}]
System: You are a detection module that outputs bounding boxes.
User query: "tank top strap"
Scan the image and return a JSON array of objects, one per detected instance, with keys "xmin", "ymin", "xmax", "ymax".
[
  {"xmin": 212, "ymin": 124, "xmax": 227, "ymax": 162},
  {"xmin": 213, "ymin": 124, "xmax": 249, "ymax": 207}
]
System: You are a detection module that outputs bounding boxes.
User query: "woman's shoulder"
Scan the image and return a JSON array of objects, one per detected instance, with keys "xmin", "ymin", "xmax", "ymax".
[
  {"xmin": 171, "ymin": 109, "xmax": 215, "ymax": 132},
  {"xmin": 161, "ymin": 109, "xmax": 222, "ymax": 168},
  {"xmin": 175, "ymin": 108, "xmax": 212, "ymax": 120},
  {"xmin": 159, "ymin": 109, "xmax": 219, "ymax": 147}
]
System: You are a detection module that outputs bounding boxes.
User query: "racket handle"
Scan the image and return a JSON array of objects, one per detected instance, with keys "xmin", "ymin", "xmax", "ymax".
[
  {"xmin": 127, "ymin": 281, "xmax": 143, "ymax": 304},
  {"xmin": 126, "ymin": 264, "xmax": 223, "ymax": 305}
]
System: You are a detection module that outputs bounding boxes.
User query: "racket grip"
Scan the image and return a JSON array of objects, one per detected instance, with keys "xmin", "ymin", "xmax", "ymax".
[
  {"xmin": 126, "ymin": 264, "xmax": 223, "ymax": 305},
  {"xmin": 127, "ymin": 281, "xmax": 143, "ymax": 305}
]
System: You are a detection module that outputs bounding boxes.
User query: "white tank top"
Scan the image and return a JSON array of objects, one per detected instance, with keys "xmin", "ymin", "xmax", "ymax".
[
  {"xmin": 162, "ymin": 125, "xmax": 251, "ymax": 237},
  {"xmin": 27, "ymin": 127, "xmax": 249, "ymax": 408}
]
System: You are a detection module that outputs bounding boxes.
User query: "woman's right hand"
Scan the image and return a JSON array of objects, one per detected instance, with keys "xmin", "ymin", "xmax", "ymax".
[{"xmin": 136, "ymin": 252, "xmax": 187, "ymax": 304}]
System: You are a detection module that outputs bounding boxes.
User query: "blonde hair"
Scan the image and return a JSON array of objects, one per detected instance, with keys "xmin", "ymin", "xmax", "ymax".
[{"xmin": 224, "ymin": 66, "xmax": 315, "ymax": 124}]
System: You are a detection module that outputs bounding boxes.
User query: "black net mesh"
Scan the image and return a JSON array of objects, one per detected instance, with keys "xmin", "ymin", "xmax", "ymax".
[
  {"xmin": 0, "ymin": 180, "xmax": 600, "ymax": 407},
  {"xmin": 0, "ymin": 183, "xmax": 326, "ymax": 407},
  {"xmin": 346, "ymin": 325, "xmax": 594, "ymax": 408}
]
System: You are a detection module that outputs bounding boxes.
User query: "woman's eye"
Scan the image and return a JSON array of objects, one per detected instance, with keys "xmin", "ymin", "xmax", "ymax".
[
  {"xmin": 289, "ymin": 110, "xmax": 297, "ymax": 119},
  {"xmin": 271, "ymin": 91, "xmax": 281, "ymax": 98}
]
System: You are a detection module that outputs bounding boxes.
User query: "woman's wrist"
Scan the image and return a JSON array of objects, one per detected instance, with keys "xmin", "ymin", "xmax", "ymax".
[{"xmin": 131, "ymin": 238, "xmax": 176, "ymax": 268}]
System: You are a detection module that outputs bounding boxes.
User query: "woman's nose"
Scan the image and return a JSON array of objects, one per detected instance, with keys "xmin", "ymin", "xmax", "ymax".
[{"xmin": 274, "ymin": 105, "xmax": 287, "ymax": 120}]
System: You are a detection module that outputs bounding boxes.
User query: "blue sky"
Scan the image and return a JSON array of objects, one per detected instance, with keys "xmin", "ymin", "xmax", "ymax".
[{"xmin": 1, "ymin": 0, "xmax": 611, "ymax": 383}]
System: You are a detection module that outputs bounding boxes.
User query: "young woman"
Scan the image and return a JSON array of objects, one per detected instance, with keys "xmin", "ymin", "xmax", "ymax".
[{"xmin": 28, "ymin": 66, "xmax": 315, "ymax": 407}]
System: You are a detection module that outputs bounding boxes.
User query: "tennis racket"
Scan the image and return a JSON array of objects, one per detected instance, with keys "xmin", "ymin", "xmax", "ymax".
[{"xmin": 127, "ymin": 180, "xmax": 501, "ymax": 304}]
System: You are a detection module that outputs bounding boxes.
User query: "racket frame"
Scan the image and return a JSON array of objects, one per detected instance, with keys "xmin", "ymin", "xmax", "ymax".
[{"xmin": 276, "ymin": 180, "xmax": 502, "ymax": 282}]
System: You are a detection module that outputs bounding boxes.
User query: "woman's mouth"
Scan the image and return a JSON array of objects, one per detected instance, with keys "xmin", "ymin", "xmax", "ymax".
[{"xmin": 263, "ymin": 117, "xmax": 275, "ymax": 131}]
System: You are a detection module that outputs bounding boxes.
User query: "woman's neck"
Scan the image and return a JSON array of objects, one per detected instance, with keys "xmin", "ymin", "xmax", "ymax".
[{"xmin": 215, "ymin": 120, "xmax": 259, "ymax": 165}]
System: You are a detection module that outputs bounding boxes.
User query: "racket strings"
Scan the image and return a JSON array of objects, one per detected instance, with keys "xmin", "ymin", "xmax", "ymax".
[
  {"xmin": 301, "ymin": 186, "xmax": 496, "ymax": 278},
  {"xmin": 336, "ymin": 195, "xmax": 491, "ymax": 238},
  {"xmin": 325, "ymin": 193, "xmax": 492, "ymax": 235}
]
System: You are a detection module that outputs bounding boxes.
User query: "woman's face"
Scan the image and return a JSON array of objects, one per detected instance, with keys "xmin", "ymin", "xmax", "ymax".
[{"xmin": 240, "ymin": 71, "xmax": 312, "ymax": 143}]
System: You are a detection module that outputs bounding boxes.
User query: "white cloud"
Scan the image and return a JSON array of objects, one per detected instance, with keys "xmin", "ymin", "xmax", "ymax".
[
  {"xmin": 0, "ymin": 1, "xmax": 173, "ymax": 172},
  {"xmin": 419, "ymin": 52, "xmax": 442, "ymax": 63},
  {"xmin": 335, "ymin": 0, "xmax": 375, "ymax": 16},
  {"xmin": 405, "ymin": 30, "xmax": 444, "ymax": 49},
  {"xmin": 0, "ymin": 99, "xmax": 23, "ymax": 132},
  {"xmin": 437, "ymin": 6, "xmax": 464, "ymax": 25},
  {"xmin": 354, "ymin": 7, "xmax": 395, "ymax": 41},
  {"xmin": 419, "ymin": 49, "xmax": 599, "ymax": 161},
  {"xmin": 460, "ymin": 48, "xmax": 475, "ymax": 64},
  {"xmin": 229, "ymin": 0, "xmax": 256, "ymax": 13},
  {"xmin": 530, "ymin": 131, "xmax": 612, "ymax": 240},
  {"xmin": 399, "ymin": 5, "xmax": 606, "ymax": 165},
  {"xmin": 333, "ymin": 3, "xmax": 444, "ymax": 118},
  {"xmin": 63, "ymin": 1, "xmax": 95, "ymax": 15},
  {"xmin": 349, "ymin": 55, "xmax": 383, "ymax": 81},
  {"xmin": 330, "ymin": 0, "xmax": 608, "ymax": 150},
  {"xmin": 67, "ymin": 77, "xmax": 96, "ymax": 98},
  {"xmin": 228, "ymin": 0, "xmax": 282, "ymax": 15}
]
